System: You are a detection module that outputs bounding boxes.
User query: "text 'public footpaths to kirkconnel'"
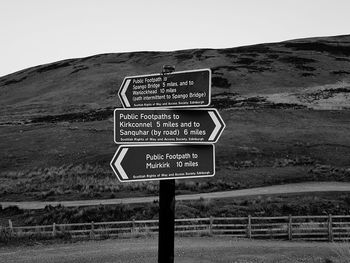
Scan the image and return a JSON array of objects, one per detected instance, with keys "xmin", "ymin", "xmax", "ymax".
[{"xmin": 114, "ymin": 109, "xmax": 225, "ymax": 143}]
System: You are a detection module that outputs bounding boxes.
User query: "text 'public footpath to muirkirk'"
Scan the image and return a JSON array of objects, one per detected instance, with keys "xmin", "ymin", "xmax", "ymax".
[{"xmin": 111, "ymin": 144, "xmax": 215, "ymax": 182}]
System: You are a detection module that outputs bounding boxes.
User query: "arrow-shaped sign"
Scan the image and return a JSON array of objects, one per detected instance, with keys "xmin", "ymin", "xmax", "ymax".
[
  {"xmin": 110, "ymin": 144, "xmax": 215, "ymax": 182},
  {"xmin": 114, "ymin": 108, "xmax": 225, "ymax": 144},
  {"xmin": 118, "ymin": 69, "xmax": 211, "ymax": 108}
]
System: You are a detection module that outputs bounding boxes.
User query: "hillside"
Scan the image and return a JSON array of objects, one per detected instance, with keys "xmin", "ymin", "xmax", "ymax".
[
  {"xmin": 0, "ymin": 34, "xmax": 349, "ymax": 202},
  {"xmin": 1, "ymin": 34, "xmax": 350, "ymax": 121}
]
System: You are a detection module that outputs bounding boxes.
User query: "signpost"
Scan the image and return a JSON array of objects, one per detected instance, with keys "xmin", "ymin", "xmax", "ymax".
[
  {"xmin": 118, "ymin": 69, "xmax": 211, "ymax": 108},
  {"xmin": 114, "ymin": 108, "xmax": 225, "ymax": 144},
  {"xmin": 111, "ymin": 67, "xmax": 225, "ymax": 263},
  {"xmin": 110, "ymin": 144, "xmax": 214, "ymax": 182}
]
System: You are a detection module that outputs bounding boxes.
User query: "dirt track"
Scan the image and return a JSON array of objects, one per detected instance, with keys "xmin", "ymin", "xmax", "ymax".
[
  {"xmin": 1, "ymin": 181, "xmax": 350, "ymax": 210},
  {"xmin": 0, "ymin": 236, "xmax": 345, "ymax": 263}
]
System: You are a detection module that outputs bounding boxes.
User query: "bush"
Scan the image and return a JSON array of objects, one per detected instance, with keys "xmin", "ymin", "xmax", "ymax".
[
  {"xmin": 212, "ymin": 76, "xmax": 230, "ymax": 88},
  {"xmin": 0, "ymin": 227, "xmax": 12, "ymax": 244}
]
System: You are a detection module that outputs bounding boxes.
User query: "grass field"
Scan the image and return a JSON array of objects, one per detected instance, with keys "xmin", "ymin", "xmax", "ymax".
[{"xmin": 1, "ymin": 108, "xmax": 349, "ymax": 202}]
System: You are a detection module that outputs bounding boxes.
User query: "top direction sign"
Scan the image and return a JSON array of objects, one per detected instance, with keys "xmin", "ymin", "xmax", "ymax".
[{"xmin": 118, "ymin": 69, "xmax": 211, "ymax": 108}]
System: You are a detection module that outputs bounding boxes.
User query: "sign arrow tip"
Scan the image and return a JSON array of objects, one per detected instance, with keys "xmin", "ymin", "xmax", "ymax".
[
  {"xmin": 119, "ymin": 79, "xmax": 131, "ymax": 108},
  {"xmin": 111, "ymin": 147, "xmax": 129, "ymax": 181},
  {"xmin": 208, "ymin": 110, "xmax": 225, "ymax": 142}
]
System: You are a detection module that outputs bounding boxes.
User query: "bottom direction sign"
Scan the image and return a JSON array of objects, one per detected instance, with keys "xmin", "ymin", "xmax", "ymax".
[{"xmin": 110, "ymin": 144, "xmax": 215, "ymax": 182}]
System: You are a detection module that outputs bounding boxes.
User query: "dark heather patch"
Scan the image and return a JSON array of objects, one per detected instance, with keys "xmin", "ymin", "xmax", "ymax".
[
  {"xmin": 70, "ymin": 66, "xmax": 89, "ymax": 75},
  {"xmin": 331, "ymin": 70, "xmax": 350, "ymax": 75},
  {"xmin": 323, "ymin": 87, "xmax": 350, "ymax": 93},
  {"xmin": 212, "ymin": 76, "xmax": 230, "ymax": 88},
  {"xmin": 126, "ymin": 51, "xmax": 159, "ymax": 60},
  {"xmin": 278, "ymin": 56, "xmax": 317, "ymax": 65},
  {"xmin": 300, "ymin": 87, "xmax": 350, "ymax": 102},
  {"xmin": 236, "ymin": 58, "xmax": 256, "ymax": 65},
  {"xmin": 211, "ymin": 96, "xmax": 307, "ymax": 110},
  {"xmin": 285, "ymin": 42, "xmax": 350, "ymax": 56},
  {"xmin": 335, "ymin": 57, "xmax": 350, "ymax": 62},
  {"xmin": 301, "ymin": 73, "xmax": 315, "ymax": 77},
  {"xmin": 244, "ymin": 65, "xmax": 271, "ymax": 73},
  {"xmin": 296, "ymin": 65, "xmax": 316, "ymax": 71},
  {"xmin": 31, "ymin": 108, "xmax": 114, "ymax": 123},
  {"xmin": 241, "ymin": 53, "xmax": 259, "ymax": 57},
  {"xmin": 211, "ymin": 66, "xmax": 238, "ymax": 74},
  {"xmin": 2, "ymin": 76, "xmax": 27, "ymax": 86},
  {"xmin": 175, "ymin": 53, "xmax": 193, "ymax": 61},
  {"xmin": 267, "ymin": 54, "xmax": 279, "ymax": 59},
  {"xmin": 36, "ymin": 62, "xmax": 71, "ymax": 73},
  {"xmin": 218, "ymin": 44, "xmax": 270, "ymax": 56},
  {"xmin": 255, "ymin": 60, "xmax": 273, "ymax": 66},
  {"xmin": 192, "ymin": 49, "xmax": 209, "ymax": 59},
  {"xmin": 235, "ymin": 44, "xmax": 271, "ymax": 53}
]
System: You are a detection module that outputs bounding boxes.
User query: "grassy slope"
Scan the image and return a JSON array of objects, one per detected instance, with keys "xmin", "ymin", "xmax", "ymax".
[
  {"xmin": 1, "ymin": 108, "xmax": 349, "ymax": 202},
  {"xmin": 1, "ymin": 35, "xmax": 350, "ymax": 120},
  {"xmin": 0, "ymin": 34, "xmax": 350, "ymax": 202}
]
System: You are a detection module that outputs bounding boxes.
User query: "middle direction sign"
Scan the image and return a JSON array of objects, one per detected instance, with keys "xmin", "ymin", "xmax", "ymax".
[{"xmin": 114, "ymin": 108, "xmax": 226, "ymax": 144}]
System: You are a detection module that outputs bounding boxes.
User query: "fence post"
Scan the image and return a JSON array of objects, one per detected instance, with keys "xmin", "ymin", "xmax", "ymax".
[
  {"xmin": 132, "ymin": 219, "xmax": 136, "ymax": 235},
  {"xmin": 209, "ymin": 216, "xmax": 214, "ymax": 236},
  {"xmin": 288, "ymin": 215, "xmax": 293, "ymax": 241},
  {"xmin": 328, "ymin": 214, "xmax": 333, "ymax": 242},
  {"xmin": 52, "ymin": 223, "xmax": 56, "ymax": 238},
  {"xmin": 90, "ymin": 221, "xmax": 95, "ymax": 240},
  {"xmin": 247, "ymin": 215, "xmax": 252, "ymax": 239},
  {"xmin": 8, "ymin": 219, "xmax": 13, "ymax": 237}
]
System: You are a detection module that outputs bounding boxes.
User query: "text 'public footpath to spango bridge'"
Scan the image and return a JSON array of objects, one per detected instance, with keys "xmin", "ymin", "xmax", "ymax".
[
  {"xmin": 110, "ymin": 144, "xmax": 215, "ymax": 182},
  {"xmin": 118, "ymin": 69, "xmax": 211, "ymax": 108}
]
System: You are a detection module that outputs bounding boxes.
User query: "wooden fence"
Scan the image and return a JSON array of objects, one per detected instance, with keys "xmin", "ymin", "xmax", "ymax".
[{"xmin": 2, "ymin": 215, "xmax": 350, "ymax": 242}]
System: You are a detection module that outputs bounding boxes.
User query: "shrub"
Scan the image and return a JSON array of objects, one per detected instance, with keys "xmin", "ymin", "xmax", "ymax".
[{"xmin": 212, "ymin": 76, "xmax": 230, "ymax": 88}]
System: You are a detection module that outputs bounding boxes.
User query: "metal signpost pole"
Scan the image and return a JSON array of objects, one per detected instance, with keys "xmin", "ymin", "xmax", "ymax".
[
  {"xmin": 158, "ymin": 65, "xmax": 175, "ymax": 263},
  {"xmin": 158, "ymin": 179, "xmax": 175, "ymax": 263}
]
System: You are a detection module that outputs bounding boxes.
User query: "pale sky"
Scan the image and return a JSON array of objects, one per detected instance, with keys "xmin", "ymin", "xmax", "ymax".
[{"xmin": 0, "ymin": 0, "xmax": 350, "ymax": 77}]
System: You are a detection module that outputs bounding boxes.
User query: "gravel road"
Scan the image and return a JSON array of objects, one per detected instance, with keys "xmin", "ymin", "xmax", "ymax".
[
  {"xmin": 1, "ymin": 181, "xmax": 350, "ymax": 210},
  {"xmin": 0, "ymin": 236, "xmax": 344, "ymax": 263}
]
